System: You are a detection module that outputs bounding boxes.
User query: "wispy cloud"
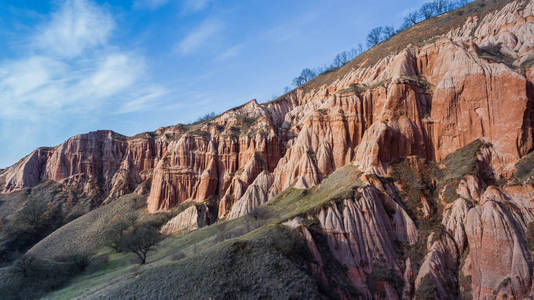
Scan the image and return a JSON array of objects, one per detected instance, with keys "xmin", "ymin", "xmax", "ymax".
[
  {"xmin": 34, "ymin": 0, "xmax": 114, "ymax": 58},
  {"xmin": 117, "ymin": 86, "xmax": 168, "ymax": 114},
  {"xmin": 133, "ymin": 0, "xmax": 211, "ymax": 12},
  {"xmin": 0, "ymin": 0, "xmax": 165, "ymax": 121},
  {"xmin": 215, "ymin": 43, "xmax": 243, "ymax": 61},
  {"xmin": 133, "ymin": 0, "xmax": 170, "ymax": 10},
  {"xmin": 181, "ymin": 0, "xmax": 212, "ymax": 14},
  {"xmin": 176, "ymin": 19, "xmax": 222, "ymax": 55},
  {"xmin": 264, "ymin": 11, "xmax": 319, "ymax": 43},
  {"xmin": 0, "ymin": 53, "xmax": 147, "ymax": 120}
]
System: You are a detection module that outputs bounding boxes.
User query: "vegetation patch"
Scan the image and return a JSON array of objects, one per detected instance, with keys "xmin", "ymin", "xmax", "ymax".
[
  {"xmin": 520, "ymin": 57, "xmax": 534, "ymax": 70},
  {"xmin": 478, "ymin": 43, "xmax": 515, "ymax": 67},
  {"xmin": 0, "ymin": 181, "xmax": 94, "ymax": 265},
  {"xmin": 396, "ymin": 76, "xmax": 433, "ymax": 93},
  {"xmin": 0, "ymin": 252, "xmax": 92, "ymax": 300},
  {"xmin": 27, "ymin": 194, "xmax": 146, "ymax": 260},
  {"xmin": 415, "ymin": 274, "xmax": 438, "ymax": 299},
  {"xmin": 389, "ymin": 157, "xmax": 440, "ymax": 222},
  {"xmin": 512, "ymin": 151, "xmax": 534, "ymax": 184},
  {"xmin": 368, "ymin": 262, "xmax": 404, "ymax": 298},
  {"xmin": 441, "ymin": 139, "xmax": 486, "ymax": 180}
]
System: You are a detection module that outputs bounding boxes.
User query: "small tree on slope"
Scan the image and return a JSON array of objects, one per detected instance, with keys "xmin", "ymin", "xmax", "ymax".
[{"xmin": 121, "ymin": 224, "xmax": 161, "ymax": 264}]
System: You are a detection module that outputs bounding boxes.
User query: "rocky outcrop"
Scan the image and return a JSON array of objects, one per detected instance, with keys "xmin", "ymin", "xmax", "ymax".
[
  {"xmin": 464, "ymin": 196, "xmax": 532, "ymax": 299},
  {"xmin": 160, "ymin": 204, "xmax": 209, "ymax": 235},
  {"xmin": 145, "ymin": 99, "xmax": 288, "ymax": 213},
  {"xmin": 228, "ymin": 171, "xmax": 274, "ymax": 219},
  {"xmin": 2, "ymin": 131, "xmax": 129, "ymax": 197}
]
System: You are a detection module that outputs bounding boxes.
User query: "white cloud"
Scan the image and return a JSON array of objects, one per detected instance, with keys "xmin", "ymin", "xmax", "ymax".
[
  {"xmin": 34, "ymin": 0, "xmax": 114, "ymax": 58},
  {"xmin": 117, "ymin": 86, "xmax": 167, "ymax": 114},
  {"xmin": 87, "ymin": 54, "xmax": 143, "ymax": 97},
  {"xmin": 176, "ymin": 19, "xmax": 222, "ymax": 55},
  {"xmin": 133, "ymin": 0, "xmax": 170, "ymax": 10},
  {"xmin": 0, "ymin": 0, "xmax": 166, "ymax": 121},
  {"xmin": 215, "ymin": 43, "xmax": 243, "ymax": 61},
  {"xmin": 0, "ymin": 53, "xmax": 146, "ymax": 120},
  {"xmin": 182, "ymin": 0, "xmax": 212, "ymax": 14}
]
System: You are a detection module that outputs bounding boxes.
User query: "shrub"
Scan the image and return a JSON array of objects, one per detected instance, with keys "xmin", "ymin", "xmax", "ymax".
[
  {"xmin": 171, "ymin": 251, "xmax": 186, "ymax": 261},
  {"xmin": 195, "ymin": 112, "xmax": 217, "ymax": 123},
  {"xmin": 54, "ymin": 253, "xmax": 90, "ymax": 272},
  {"xmin": 1, "ymin": 252, "xmax": 92, "ymax": 299},
  {"xmin": 368, "ymin": 263, "xmax": 404, "ymax": 297},
  {"xmin": 12, "ymin": 254, "xmax": 39, "ymax": 278},
  {"xmin": 1, "ymin": 198, "xmax": 63, "ymax": 260},
  {"xmin": 526, "ymin": 222, "xmax": 534, "ymax": 252},
  {"xmin": 415, "ymin": 274, "xmax": 438, "ymax": 299}
]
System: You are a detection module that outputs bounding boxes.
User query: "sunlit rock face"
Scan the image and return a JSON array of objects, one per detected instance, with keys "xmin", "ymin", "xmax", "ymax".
[
  {"xmin": 2, "ymin": 1, "xmax": 533, "ymax": 217},
  {"xmin": 2, "ymin": 2, "xmax": 534, "ymax": 297}
]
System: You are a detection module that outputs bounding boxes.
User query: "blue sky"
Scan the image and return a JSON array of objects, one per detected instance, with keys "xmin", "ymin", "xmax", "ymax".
[{"xmin": 0, "ymin": 0, "xmax": 425, "ymax": 168}]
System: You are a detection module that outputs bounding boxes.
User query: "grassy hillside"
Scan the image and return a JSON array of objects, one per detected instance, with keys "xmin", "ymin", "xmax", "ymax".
[
  {"xmin": 0, "ymin": 181, "xmax": 95, "ymax": 264},
  {"xmin": 41, "ymin": 165, "xmax": 363, "ymax": 299},
  {"xmin": 84, "ymin": 226, "xmax": 323, "ymax": 300},
  {"xmin": 28, "ymin": 194, "xmax": 146, "ymax": 259}
]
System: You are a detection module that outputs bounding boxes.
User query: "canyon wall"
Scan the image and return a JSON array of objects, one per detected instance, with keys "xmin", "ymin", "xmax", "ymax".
[{"xmin": 2, "ymin": 1, "xmax": 534, "ymax": 298}]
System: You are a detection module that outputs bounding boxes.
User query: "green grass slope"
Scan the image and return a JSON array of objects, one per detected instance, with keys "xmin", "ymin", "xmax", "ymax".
[
  {"xmin": 92, "ymin": 226, "xmax": 323, "ymax": 300},
  {"xmin": 45, "ymin": 165, "xmax": 363, "ymax": 299}
]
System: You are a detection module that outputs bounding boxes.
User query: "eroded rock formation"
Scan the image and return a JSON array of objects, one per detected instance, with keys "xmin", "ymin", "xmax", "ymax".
[{"xmin": 2, "ymin": 1, "xmax": 534, "ymax": 298}]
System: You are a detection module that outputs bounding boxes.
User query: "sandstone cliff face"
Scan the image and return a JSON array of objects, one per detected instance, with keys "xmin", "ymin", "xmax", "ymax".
[
  {"xmin": 2, "ymin": 1, "xmax": 534, "ymax": 298},
  {"xmin": 3, "ymin": 0, "xmax": 532, "ymax": 213}
]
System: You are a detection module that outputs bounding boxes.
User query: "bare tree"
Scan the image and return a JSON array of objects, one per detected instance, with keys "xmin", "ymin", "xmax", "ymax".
[
  {"xmin": 403, "ymin": 11, "xmax": 420, "ymax": 28},
  {"xmin": 367, "ymin": 26, "xmax": 384, "ymax": 47},
  {"xmin": 431, "ymin": 0, "xmax": 449, "ymax": 15},
  {"xmin": 351, "ymin": 44, "xmax": 364, "ymax": 57},
  {"xmin": 420, "ymin": 3, "xmax": 436, "ymax": 19},
  {"xmin": 382, "ymin": 26, "xmax": 396, "ymax": 40},
  {"xmin": 333, "ymin": 51, "xmax": 349, "ymax": 68},
  {"xmin": 292, "ymin": 68, "xmax": 317, "ymax": 86},
  {"xmin": 18, "ymin": 198, "xmax": 47, "ymax": 228},
  {"xmin": 348, "ymin": 49, "xmax": 358, "ymax": 60},
  {"xmin": 121, "ymin": 224, "xmax": 161, "ymax": 264},
  {"xmin": 105, "ymin": 216, "xmax": 136, "ymax": 253}
]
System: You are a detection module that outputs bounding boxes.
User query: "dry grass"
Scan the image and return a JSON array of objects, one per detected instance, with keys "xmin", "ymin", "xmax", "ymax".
[
  {"xmin": 28, "ymin": 194, "xmax": 146, "ymax": 259},
  {"xmin": 86, "ymin": 225, "xmax": 323, "ymax": 300}
]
